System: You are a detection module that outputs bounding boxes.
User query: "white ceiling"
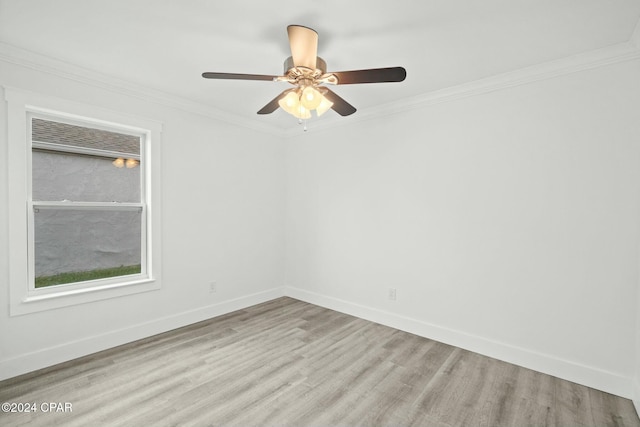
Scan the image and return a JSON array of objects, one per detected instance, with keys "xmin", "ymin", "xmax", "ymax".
[{"xmin": 1, "ymin": 0, "xmax": 639, "ymax": 131}]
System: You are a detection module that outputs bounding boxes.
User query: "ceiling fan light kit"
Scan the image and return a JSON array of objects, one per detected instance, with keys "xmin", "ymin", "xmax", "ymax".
[{"xmin": 202, "ymin": 25, "xmax": 406, "ymax": 129}]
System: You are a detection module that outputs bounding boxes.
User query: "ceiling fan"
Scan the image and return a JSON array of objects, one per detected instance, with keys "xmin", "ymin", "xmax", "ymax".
[{"xmin": 202, "ymin": 25, "xmax": 406, "ymax": 121}]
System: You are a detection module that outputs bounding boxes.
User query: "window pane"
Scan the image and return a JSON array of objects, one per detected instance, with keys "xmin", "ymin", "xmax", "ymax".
[
  {"xmin": 32, "ymin": 150, "xmax": 140, "ymax": 202},
  {"xmin": 34, "ymin": 208, "xmax": 142, "ymax": 288},
  {"xmin": 32, "ymin": 118, "xmax": 141, "ymax": 203}
]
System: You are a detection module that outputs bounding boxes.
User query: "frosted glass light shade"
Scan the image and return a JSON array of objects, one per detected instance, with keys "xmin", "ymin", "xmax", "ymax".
[
  {"xmin": 315, "ymin": 96, "xmax": 334, "ymax": 116},
  {"xmin": 278, "ymin": 91, "xmax": 300, "ymax": 115},
  {"xmin": 301, "ymin": 86, "xmax": 322, "ymax": 110},
  {"xmin": 279, "ymin": 87, "xmax": 331, "ymax": 120},
  {"xmin": 293, "ymin": 105, "xmax": 311, "ymax": 119}
]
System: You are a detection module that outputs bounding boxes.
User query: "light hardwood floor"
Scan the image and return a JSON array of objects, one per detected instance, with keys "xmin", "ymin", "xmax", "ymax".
[{"xmin": 1, "ymin": 297, "xmax": 638, "ymax": 426}]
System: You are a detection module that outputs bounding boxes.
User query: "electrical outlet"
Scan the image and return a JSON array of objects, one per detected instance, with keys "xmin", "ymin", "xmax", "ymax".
[
  {"xmin": 388, "ymin": 288, "xmax": 397, "ymax": 301},
  {"xmin": 209, "ymin": 281, "xmax": 217, "ymax": 293}
]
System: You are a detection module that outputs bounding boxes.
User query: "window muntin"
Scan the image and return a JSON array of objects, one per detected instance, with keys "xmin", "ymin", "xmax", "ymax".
[{"xmin": 29, "ymin": 115, "xmax": 147, "ymax": 292}]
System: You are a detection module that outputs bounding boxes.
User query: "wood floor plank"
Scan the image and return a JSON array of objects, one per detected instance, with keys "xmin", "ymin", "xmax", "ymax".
[{"xmin": 1, "ymin": 297, "xmax": 638, "ymax": 427}]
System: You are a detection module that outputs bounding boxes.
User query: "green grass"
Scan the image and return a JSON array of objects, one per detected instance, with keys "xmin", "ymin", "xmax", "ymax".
[{"xmin": 35, "ymin": 264, "xmax": 141, "ymax": 288}]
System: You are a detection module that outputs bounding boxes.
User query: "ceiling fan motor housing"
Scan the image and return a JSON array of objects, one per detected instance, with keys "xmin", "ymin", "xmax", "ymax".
[{"xmin": 284, "ymin": 56, "xmax": 327, "ymax": 78}]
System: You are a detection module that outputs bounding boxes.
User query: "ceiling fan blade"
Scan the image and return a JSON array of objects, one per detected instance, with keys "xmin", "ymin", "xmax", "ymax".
[
  {"xmin": 322, "ymin": 88, "xmax": 357, "ymax": 116},
  {"xmin": 330, "ymin": 67, "xmax": 406, "ymax": 85},
  {"xmin": 257, "ymin": 90, "xmax": 292, "ymax": 115},
  {"xmin": 287, "ymin": 25, "xmax": 318, "ymax": 69},
  {"xmin": 202, "ymin": 72, "xmax": 278, "ymax": 81}
]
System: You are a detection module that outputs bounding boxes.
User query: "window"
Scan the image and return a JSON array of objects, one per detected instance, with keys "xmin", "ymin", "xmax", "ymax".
[
  {"xmin": 6, "ymin": 89, "xmax": 162, "ymax": 315},
  {"xmin": 30, "ymin": 117, "xmax": 146, "ymax": 292}
]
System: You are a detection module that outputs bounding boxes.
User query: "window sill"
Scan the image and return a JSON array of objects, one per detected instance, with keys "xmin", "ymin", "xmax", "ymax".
[{"xmin": 11, "ymin": 278, "xmax": 161, "ymax": 316}]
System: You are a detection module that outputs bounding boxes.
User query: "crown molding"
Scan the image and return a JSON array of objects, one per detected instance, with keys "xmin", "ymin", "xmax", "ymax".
[
  {"xmin": 0, "ymin": 42, "xmax": 283, "ymax": 138},
  {"xmin": 285, "ymin": 40, "xmax": 640, "ymax": 138},
  {"xmin": 1, "ymin": 39, "xmax": 638, "ymax": 140}
]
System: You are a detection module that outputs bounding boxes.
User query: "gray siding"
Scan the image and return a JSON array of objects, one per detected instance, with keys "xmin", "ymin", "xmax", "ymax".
[{"xmin": 32, "ymin": 151, "xmax": 141, "ymax": 276}]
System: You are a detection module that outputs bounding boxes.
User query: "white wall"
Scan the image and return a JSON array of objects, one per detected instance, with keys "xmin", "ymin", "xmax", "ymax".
[
  {"xmin": 0, "ymin": 60, "xmax": 286, "ymax": 378},
  {"xmin": 1, "ymin": 47, "xmax": 639, "ymax": 405},
  {"xmin": 636, "ymin": 277, "xmax": 640, "ymax": 412},
  {"xmin": 284, "ymin": 59, "xmax": 640, "ymax": 398}
]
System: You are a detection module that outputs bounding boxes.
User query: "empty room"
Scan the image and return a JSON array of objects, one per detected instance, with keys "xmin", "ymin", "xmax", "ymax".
[{"xmin": 1, "ymin": 1, "xmax": 640, "ymax": 426}]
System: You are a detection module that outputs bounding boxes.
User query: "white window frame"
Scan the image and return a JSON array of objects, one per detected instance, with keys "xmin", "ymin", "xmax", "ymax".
[{"xmin": 5, "ymin": 88, "xmax": 163, "ymax": 316}]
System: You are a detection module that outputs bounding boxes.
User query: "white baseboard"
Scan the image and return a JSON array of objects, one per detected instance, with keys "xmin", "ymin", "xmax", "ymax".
[
  {"xmin": 284, "ymin": 287, "xmax": 634, "ymax": 400},
  {"xmin": 0, "ymin": 287, "xmax": 285, "ymax": 381},
  {"xmin": 1, "ymin": 285, "xmax": 634, "ymax": 403}
]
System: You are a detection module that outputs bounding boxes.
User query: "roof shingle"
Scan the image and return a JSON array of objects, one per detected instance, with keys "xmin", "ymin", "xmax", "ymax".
[{"xmin": 32, "ymin": 118, "xmax": 140, "ymax": 155}]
